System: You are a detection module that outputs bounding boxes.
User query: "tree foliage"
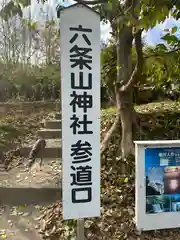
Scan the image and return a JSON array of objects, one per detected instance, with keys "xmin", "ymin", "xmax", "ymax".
[
  {"xmin": 0, "ymin": 63, "xmax": 60, "ymax": 101},
  {"xmin": 2, "ymin": 0, "xmax": 180, "ymax": 158},
  {"xmin": 145, "ymin": 31, "xmax": 180, "ymax": 91}
]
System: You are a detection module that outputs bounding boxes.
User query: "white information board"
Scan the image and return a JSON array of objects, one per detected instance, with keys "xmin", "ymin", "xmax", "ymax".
[
  {"xmin": 135, "ymin": 140, "xmax": 180, "ymax": 231},
  {"xmin": 60, "ymin": 3, "xmax": 100, "ymax": 220}
]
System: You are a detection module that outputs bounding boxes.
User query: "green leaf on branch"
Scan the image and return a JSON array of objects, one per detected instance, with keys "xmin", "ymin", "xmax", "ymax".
[
  {"xmin": 156, "ymin": 44, "xmax": 168, "ymax": 52},
  {"xmin": 171, "ymin": 26, "xmax": 178, "ymax": 34},
  {"xmin": 161, "ymin": 33, "xmax": 179, "ymax": 45}
]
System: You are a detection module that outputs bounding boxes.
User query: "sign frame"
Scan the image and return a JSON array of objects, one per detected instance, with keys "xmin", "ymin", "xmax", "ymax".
[{"xmin": 135, "ymin": 140, "xmax": 180, "ymax": 232}]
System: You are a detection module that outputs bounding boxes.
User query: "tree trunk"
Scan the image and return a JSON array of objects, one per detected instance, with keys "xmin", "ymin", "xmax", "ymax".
[
  {"xmin": 99, "ymin": 0, "xmax": 143, "ymax": 166},
  {"xmin": 116, "ymin": 25, "xmax": 134, "ymax": 160},
  {"xmin": 118, "ymin": 91, "xmax": 135, "ymax": 158}
]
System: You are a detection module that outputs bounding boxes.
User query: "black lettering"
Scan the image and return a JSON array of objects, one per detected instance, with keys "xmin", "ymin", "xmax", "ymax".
[
  {"xmin": 71, "ymin": 72, "xmax": 92, "ymax": 90},
  {"xmin": 70, "ymin": 45, "xmax": 92, "ymax": 70},
  {"xmin": 71, "ymin": 140, "xmax": 92, "ymax": 164},
  {"xmin": 70, "ymin": 165, "xmax": 92, "ymax": 186},
  {"xmin": 70, "ymin": 114, "xmax": 93, "ymax": 134},
  {"xmin": 70, "ymin": 45, "xmax": 92, "ymax": 59},
  {"xmin": 70, "ymin": 25, "xmax": 92, "ymax": 33},
  {"xmin": 69, "ymin": 25, "xmax": 92, "ymax": 45},
  {"xmin": 70, "ymin": 91, "xmax": 93, "ymax": 113},
  {"xmin": 72, "ymin": 187, "xmax": 92, "ymax": 203}
]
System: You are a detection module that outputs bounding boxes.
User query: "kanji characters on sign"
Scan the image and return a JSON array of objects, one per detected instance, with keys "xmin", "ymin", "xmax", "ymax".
[
  {"xmin": 71, "ymin": 140, "xmax": 92, "ymax": 164},
  {"xmin": 71, "ymin": 72, "xmax": 92, "ymax": 89},
  {"xmin": 69, "ymin": 22, "xmax": 93, "ymax": 204}
]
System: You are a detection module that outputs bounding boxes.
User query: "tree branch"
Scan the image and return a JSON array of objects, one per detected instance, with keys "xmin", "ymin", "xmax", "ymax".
[
  {"xmin": 73, "ymin": 0, "xmax": 108, "ymax": 5},
  {"xmin": 120, "ymin": 29, "xmax": 143, "ymax": 92},
  {"xmin": 144, "ymin": 47, "xmax": 180, "ymax": 59},
  {"xmin": 101, "ymin": 113, "xmax": 120, "ymax": 155},
  {"xmin": 111, "ymin": 0, "xmax": 137, "ymax": 24}
]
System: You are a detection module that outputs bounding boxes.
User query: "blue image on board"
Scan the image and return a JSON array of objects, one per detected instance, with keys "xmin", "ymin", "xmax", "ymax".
[
  {"xmin": 145, "ymin": 147, "xmax": 180, "ymax": 215},
  {"xmin": 145, "ymin": 147, "xmax": 180, "ymax": 168},
  {"xmin": 146, "ymin": 167, "xmax": 164, "ymax": 190},
  {"xmin": 171, "ymin": 195, "xmax": 180, "ymax": 212}
]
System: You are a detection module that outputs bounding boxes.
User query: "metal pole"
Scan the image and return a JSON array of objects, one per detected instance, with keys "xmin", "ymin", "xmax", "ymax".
[{"xmin": 77, "ymin": 219, "xmax": 84, "ymax": 240}]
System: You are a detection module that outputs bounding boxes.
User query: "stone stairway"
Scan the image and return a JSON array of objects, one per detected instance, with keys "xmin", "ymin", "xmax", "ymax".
[
  {"xmin": 38, "ymin": 113, "xmax": 61, "ymax": 139},
  {"xmin": 0, "ymin": 112, "xmax": 62, "ymax": 239},
  {"xmin": 20, "ymin": 139, "xmax": 62, "ymax": 158},
  {"xmin": 20, "ymin": 112, "xmax": 62, "ymax": 158}
]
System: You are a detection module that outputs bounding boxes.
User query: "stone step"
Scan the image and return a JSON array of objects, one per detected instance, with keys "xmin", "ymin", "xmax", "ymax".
[
  {"xmin": 44, "ymin": 120, "xmax": 61, "ymax": 129},
  {"xmin": 55, "ymin": 112, "xmax": 61, "ymax": 120},
  {"xmin": 38, "ymin": 129, "xmax": 61, "ymax": 139},
  {"xmin": 0, "ymin": 159, "xmax": 62, "ymax": 205},
  {"xmin": 20, "ymin": 139, "xmax": 62, "ymax": 158},
  {"xmin": 20, "ymin": 147, "xmax": 61, "ymax": 158}
]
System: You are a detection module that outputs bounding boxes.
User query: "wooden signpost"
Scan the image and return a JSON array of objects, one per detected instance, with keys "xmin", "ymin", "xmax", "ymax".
[{"xmin": 60, "ymin": 3, "xmax": 100, "ymax": 239}]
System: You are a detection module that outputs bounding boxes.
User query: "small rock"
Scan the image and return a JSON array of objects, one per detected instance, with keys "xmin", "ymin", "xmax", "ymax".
[
  {"xmin": 18, "ymin": 211, "xmax": 24, "ymax": 216},
  {"xmin": 22, "ymin": 212, "xmax": 30, "ymax": 217},
  {"xmin": 40, "ymin": 219, "xmax": 46, "ymax": 231},
  {"xmin": 16, "ymin": 178, "xmax": 23, "ymax": 182},
  {"xmin": 8, "ymin": 220, "xmax": 13, "ymax": 227}
]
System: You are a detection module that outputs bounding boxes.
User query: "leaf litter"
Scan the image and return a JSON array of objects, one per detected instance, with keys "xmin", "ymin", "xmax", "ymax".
[
  {"xmin": 37, "ymin": 102, "xmax": 180, "ymax": 240},
  {"xmin": 2, "ymin": 102, "xmax": 180, "ymax": 239},
  {"xmin": 0, "ymin": 110, "xmax": 54, "ymax": 170}
]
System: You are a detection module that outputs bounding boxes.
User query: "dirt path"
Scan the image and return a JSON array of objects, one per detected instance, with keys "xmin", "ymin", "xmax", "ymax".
[
  {"xmin": 0, "ymin": 159, "xmax": 61, "ymax": 188},
  {"xmin": 0, "ymin": 204, "xmax": 43, "ymax": 240}
]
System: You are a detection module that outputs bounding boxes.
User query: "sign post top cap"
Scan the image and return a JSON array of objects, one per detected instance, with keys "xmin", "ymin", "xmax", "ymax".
[{"xmin": 61, "ymin": 2, "xmax": 100, "ymax": 16}]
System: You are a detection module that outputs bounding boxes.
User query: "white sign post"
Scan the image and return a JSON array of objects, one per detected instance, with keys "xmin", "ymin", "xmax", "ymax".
[
  {"xmin": 135, "ymin": 140, "xmax": 180, "ymax": 232},
  {"xmin": 60, "ymin": 3, "xmax": 100, "ymax": 236}
]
